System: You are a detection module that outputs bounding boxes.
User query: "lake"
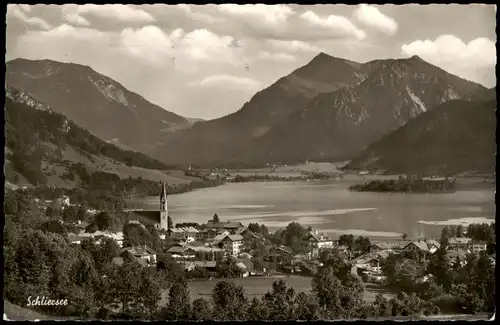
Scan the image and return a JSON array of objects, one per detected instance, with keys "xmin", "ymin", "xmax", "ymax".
[{"xmin": 130, "ymin": 178, "xmax": 495, "ymax": 239}]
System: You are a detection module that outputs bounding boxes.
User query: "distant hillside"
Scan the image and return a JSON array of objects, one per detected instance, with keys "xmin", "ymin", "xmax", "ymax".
[
  {"xmin": 5, "ymin": 58, "xmax": 191, "ymax": 151},
  {"xmin": 4, "ymin": 86, "xmax": 196, "ymax": 188},
  {"xmin": 345, "ymin": 97, "xmax": 496, "ymax": 176},
  {"xmin": 148, "ymin": 53, "xmax": 486, "ymax": 167}
]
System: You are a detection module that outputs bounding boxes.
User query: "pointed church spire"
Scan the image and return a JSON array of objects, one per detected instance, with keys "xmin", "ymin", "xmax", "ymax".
[{"xmin": 160, "ymin": 180, "xmax": 167, "ymax": 201}]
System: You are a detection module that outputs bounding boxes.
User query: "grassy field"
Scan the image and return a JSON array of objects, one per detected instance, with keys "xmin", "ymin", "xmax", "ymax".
[
  {"xmin": 37, "ymin": 145, "xmax": 198, "ymax": 187},
  {"xmin": 229, "ymin": 162, "xmax": 348, "ymax": 177},
  {"xmin": 160, "ymin": 276, "xmax": 395, "ymax": 306}
]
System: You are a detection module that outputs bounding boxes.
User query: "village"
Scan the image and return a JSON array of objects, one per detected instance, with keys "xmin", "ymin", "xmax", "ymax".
[{"xmin": 43, "ymin": 188, "xmax": 494, "ymax": 290}]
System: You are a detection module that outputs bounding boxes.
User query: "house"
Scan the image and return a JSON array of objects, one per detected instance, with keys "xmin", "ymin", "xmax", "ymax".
[
  {"xmin": 305, "ymin": 230, "xmax": 334, "ymax": 258},
  {"xmin": 69, "ymin": 230, "xmax": 124, "ymax": 247},
  {"xmin": 236, "ymin": 257, "xmax": 253, "ymax": 273},
  {"xmin": 240, "ymin": 228, "xmax": 265, "ymax": 241},
  {"xmin": 448, "ymin": 237, "xmax": 472, "ymax": 250},
  {"xmin": 235, "ymin": 262, "xmax": 250, "ymax": 277},
  {"xmin": 369, "ymin": 241, "xmax": 407, "ymax": 253},
  {"xmin": 128, "ymin": 220, "xmax": 146, "ymax": 229},
  {"xmin": 369, "ymin": 242, "xmax": 394, "ymax": 252},
  {"xmin": 184, "ymin": 261, "xmax": 217, "ymax": 272},
  {"xmin": 198, "ymin": 228, "xmax": 218, "ymax": 241},
  {"xmin": 75, "ymin": 221, "xmax": 90, "ymax": 231},
  {"xmin": 239, "ymin": 252, "xmax": 253, "ymax": 260},
  {"xmin": 205, "ymin": 220, "xmax": 244, "ymax": 234},
  {"xmin": 168, "ymin": 226, "xmax": 199, "ymax": 242},
  {"xmin": 67, "ymin": 233, "xmax": 85, "ymax": 245},
  {"xmin": 266, "ymin": 245, "xmax": 293, "ymax": 263},
  {"xmin": 423, "ymin": 239, "xmax": 441, "ymax": 254},
  {"xmin": 57, "ymin": 195, "xmax": 70, "ymax": 207},
  {"xmin": 215, "ymin": 234, "xmax": 243, "ymax": 255},
  {"xmin": 470, "ymin": 241, "xmax": 488, "ymax": 253},
  {"xmin": 445, "ymin": 249, "xmax": 468, "ymax": 267},
  {"xmin": 489, "ymin": 254, "xmax": 496, "ymax": 266},
  {"xmin": 403, "ymin": 241, "xmax": 430, "ymax": 253},
  {"xmin": 167, "ymin": 246, "xmax": 197, "ymax": 260},
  {"xmin": 121, "ymin": 246, "xmax": 157, "ymax": 266}
]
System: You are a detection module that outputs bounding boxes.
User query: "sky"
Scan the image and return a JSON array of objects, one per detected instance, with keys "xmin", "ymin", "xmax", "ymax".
[{"xmin": 6, "ymin": 4, "xmax": 497, "ymax": 120}]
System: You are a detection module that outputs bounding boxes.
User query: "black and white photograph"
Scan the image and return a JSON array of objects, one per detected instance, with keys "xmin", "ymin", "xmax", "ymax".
[{"xmin": 3, "ymin": 3, "xmax": 496, "ymax": 321}]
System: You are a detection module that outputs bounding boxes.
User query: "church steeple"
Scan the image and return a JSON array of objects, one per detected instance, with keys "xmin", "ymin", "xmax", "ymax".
[
  {"xmin": 160, "ymin": 180, "xmax": 167, "ymax": 210},
  {"xmin": 160, "ymin": 181, "xmax": 169, "ymax": 230}
]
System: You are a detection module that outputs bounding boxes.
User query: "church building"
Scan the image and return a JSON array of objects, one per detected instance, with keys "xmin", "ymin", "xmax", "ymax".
[{"xmin": 125, "ymin": 181, "xmax": 171, "ymax": 231}]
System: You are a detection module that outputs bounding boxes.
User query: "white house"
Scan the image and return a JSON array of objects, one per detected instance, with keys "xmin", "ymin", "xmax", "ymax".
[
  {"xmin": 57, "ymin": 195, "xmax": 70, "ymax": 207},
  {"xmin": 122, "ymin": 246, "xmax": 157, "ymax": 267},
  {"xmin": 73, "ymin": 230, "xmax": 124, "ymax": 247},
  {"xmin": 214, "ymin": 234, "xmax": 243, "ymax": 256}
]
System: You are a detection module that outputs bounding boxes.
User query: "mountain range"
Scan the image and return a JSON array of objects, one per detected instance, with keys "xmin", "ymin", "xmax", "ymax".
[
  {"xmin": 5, "ymin": 53, "xmax": 495, "ymax": 176},
  {"xmin": 143, "ymin": 53, "xmax": 487, "ymax": 167},
  {"xmin": 5, "ymin": 59, "xmax": 191, "ymax": 152}
]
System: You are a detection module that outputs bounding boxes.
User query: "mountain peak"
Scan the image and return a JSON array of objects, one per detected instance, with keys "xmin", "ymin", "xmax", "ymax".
[{"xmin": 310, "ymin": 52, "xmax": 357, "ymax": 65}]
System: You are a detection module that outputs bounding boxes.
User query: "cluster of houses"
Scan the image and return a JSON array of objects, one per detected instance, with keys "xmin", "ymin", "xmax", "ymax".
[{"xmin": 349, "ymin": 237, "xmax": 489, "ymax": 283}]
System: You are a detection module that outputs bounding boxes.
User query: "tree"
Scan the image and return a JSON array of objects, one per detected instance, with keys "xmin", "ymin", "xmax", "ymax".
[
  {"xmin": 41, "ymin": 220, "xmax": 67, "ymax": 236},
  {"xmin": 216, "ymin": 257, "xmax": 243, "ymax": 279},
  {"xmin": 77, "ymin": 205, "xmax": 88, "ymax": 222},
  {"xmin": 212, "ymin": 281, "xmax": 248, "ymax": 321},
  {"xmin": 311, "ymin": 267, "xmax": 345, "ymax": 318},
  {"xmin": 123, "ymin": 223, "xmax": 151, "ymax": 248},
  {"xmin": 94, "ymin": 211, "xmax": 113, "ymax": 231},
  {"xmin": 247, "ymin": 297, "xmax": 269, "ymax": 320},
  {"xmin": 108, "ymin": 260, "xmax": 162, "ymax": 319},
  {"xmin": 85, "ymin": 223, "xmax": 98, "ymax": 233},
  {"xmin": 213, "ymin": 213, "xmax": 220, "ymax": 223},
  {"xmin": 45, "ymin": 205, "xmax": 55, "ymax": 218},
  {"xmin": 294, "ymin": 292, "xmax": 320, "ymax": 320},
  {"xmin": 167, "ymin": 216, "xmax": 173, "ymax": 230},
  {"xmin": 402, "ymin": 233, "xmax": 408, "ymax": 241},
  {"xmin": 389, "ymin": 292, "xmax": 439, "ymax": 316},
  {"xmin": 191, "ymin": 298, "xmax": 212, "ymax": 320},
  {"xmin": 354, "ymin": 236, "xmax": 371, "ymax": 254},
  {"xmin": 63, "ymin": 206, "xmax": 79, "ymax": 223},
  {"xmin": 449, "ymin": 225, "xmax": 457, "ymax": 238},
  {"xmin": 440, "ymin": 226, "xmax": 450, "ymax": 247},
  {"xmin": 262, "ymin": 280, "xmax": 296, "ymax": 320},
  {"xmin": 338, "ymin": 234, "xmax": 355, "ymax": 251},
  {"xmin": 162, "ymin": 277, "xmax": 191, "ymax": 320},
  {"xmin": 156, "ymin": 253, "xmax": 185, "ymax": 284},
  {"xmin": 427, "ymin": 248, "xmax": 451, "ymax": 291}
]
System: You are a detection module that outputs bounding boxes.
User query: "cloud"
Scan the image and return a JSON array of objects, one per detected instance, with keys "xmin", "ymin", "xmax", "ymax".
[
  {"xmin": 119, "ymin": 26, "xmax": 243, "ymax": 69},
  {"xmin": 189, "ymin": 74, "xmax": 262, "ymax": 90},
  {"xmin": 7, "ymin": 4, "xmax": 52, "ymax": 30},
  {"xmin": 218, "ymin": 4, "xmax": 294, "ymax": 26},
  {"xmin": 256, "ymin": 51, "xmax": 296, "ymax": 62},
  {"xmin": 300, "ymin": 11, "xmax": 366, "ymax": 40},
  {"xmin": 62, "ymin": 5, "xmax": 91, "ymax": 27},
  {"xmin": 78, "ymin": 4, "xmax": 155, "ymax": 23},
  {"xmin": 37, "ymin": 24, "xmax": 107, "ymax": 41},
  {"xmin": 18, "ymin": 4, "xmax": 32, "ymax": 12},
  {"xmin": 267, "ymin": 39, "xmax": 325, "ymax": 53},
  {"xmin": 354, "ymin": 4, "xmax": 398, "ymax": 36},
  {"xmin": 401, "ymin": 34, "xmax": 496, "ymax": 85}
]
